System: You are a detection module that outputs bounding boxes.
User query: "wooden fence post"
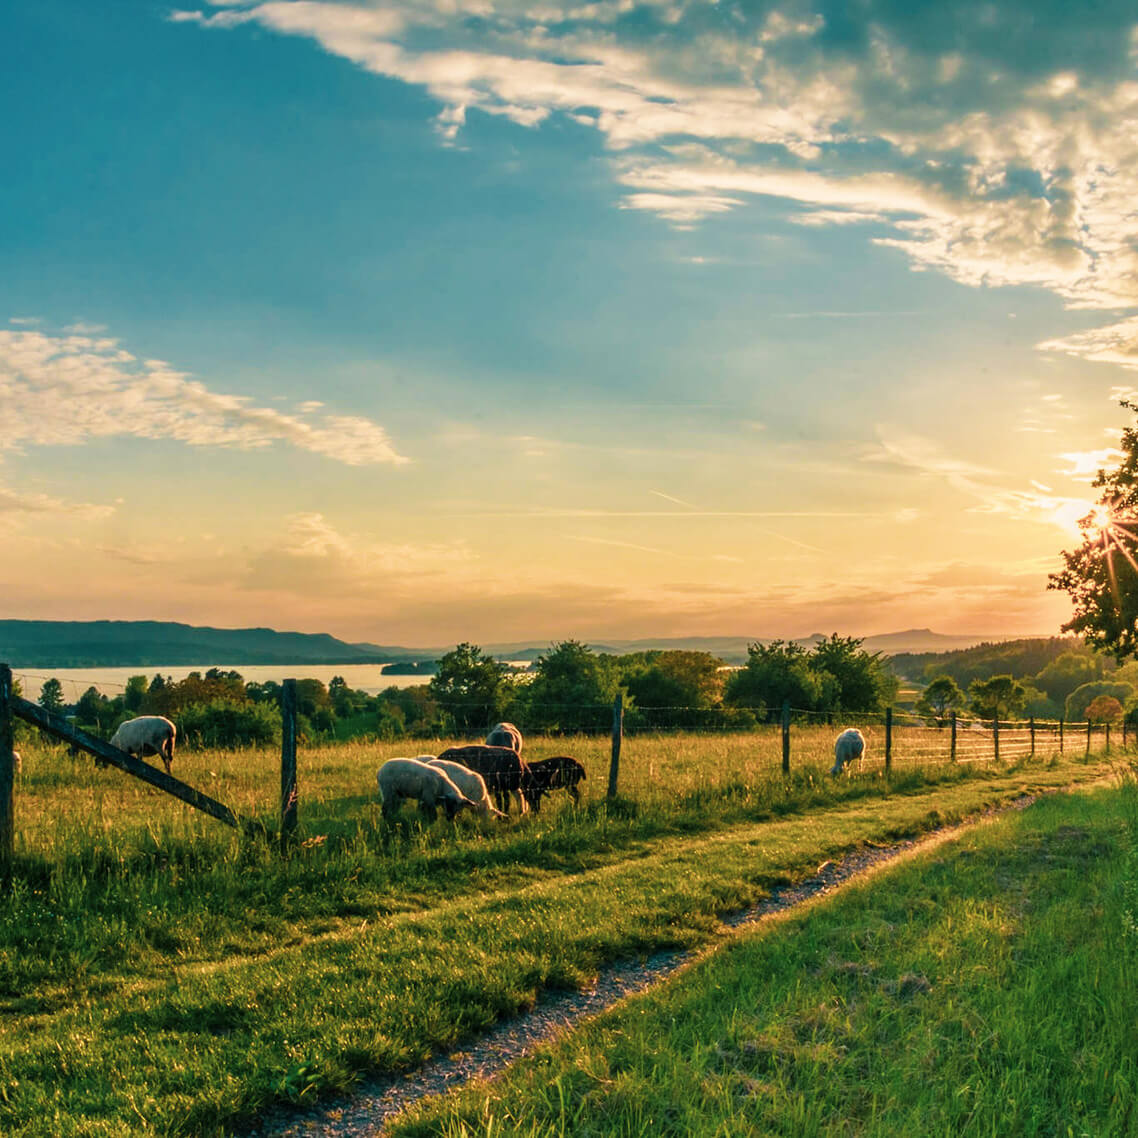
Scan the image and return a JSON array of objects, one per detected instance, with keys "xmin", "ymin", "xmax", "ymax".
[
  {"xmin": 1106, "ymin": 723, "xmax": 1111, "ymax": 755},
  {"xmin": 1124, "ymin": 719, "xmax": 1129, "ymax": 748},
  {"xmin": 993, "ymin": 716, "xmax": 1000, "ymax": 764},
  {"xmin": 950, "ymin": 711, "xmax": 957, "ymax": 762},
  {"xmin": 885, "ymin": 707, "xmax": 892, "ymax": 773},
  {"xmin": 0, "ymin": 665, "xmax": 13, "ymax": 861},
  {"xmin": 1086, "ymin": 718, "xmax": 1092, "ymax": 757},
  {"xmin": 1029, "ymin": 716, "xmax": 1035, "ymax": 758},
  {"xmin": 281, "ymin": 679, "xmax": 298, "ymax": 846},
  {"xmin": 781, "ymin": 700, "xmax": 790, "ymax": 775},
  {"xmin": 607, "ymin": 693, "xmax": 623, "ymax": 799},
  {"xmin": 1059, "ymin": 718, "xmax": 1064, "ymax": 754}
]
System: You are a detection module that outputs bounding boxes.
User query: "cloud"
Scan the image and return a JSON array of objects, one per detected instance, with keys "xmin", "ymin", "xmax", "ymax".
[
  {"xmin": 0, "ymin": 486, "xmax": 113, "ymax": 523},
  {"xmin": 0, "ymin": 328, "xmax": 408, "ymax": 466},
  {"xmin": 175, "ymin": 0, "xmax": 1138, "ymax": 311},
  {"xmin": 1038, "ymin": 317, "xmax": 1138, "ymax": 370}
]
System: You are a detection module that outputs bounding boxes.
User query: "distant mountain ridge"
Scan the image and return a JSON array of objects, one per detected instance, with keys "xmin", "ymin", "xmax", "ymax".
[{"xmin": 0, "ymin": 620, "xmax": 1025, "ymax": 669}]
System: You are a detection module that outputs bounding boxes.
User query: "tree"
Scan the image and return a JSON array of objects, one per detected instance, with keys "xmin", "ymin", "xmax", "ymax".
[
  {"xmin": 621, "ymin": 651, "xmax": 724, "ymax": 728},
  {"xmin": 1085, "ymin": 695, "xmax": 1124, "ymax": 724},
  {"xmin": 428, "ymin": 643, "xmax": 513, "ymax": 731},
  {"xmin": 124, "ymin": 675, "xmax": 148, "ymax": 713},
  {"xmin": 38, "ymin": 678, "xmax": 64, "ymax": 714},
  {"xmin": 809, "ymin": 633, "xmax": 897, "ymax": 713},
  {"xmin": 1033, "ymin": 651, "xmax": 1103, "ymax": 704},
  {"xmin": 1050, "ymin": 400, "xmax": 1138, "ymax": 659},
  {"xmin": 915, "ymin": 675, "xmax": 965, "ymax": 725},
  {"xmin": 724, "ymin": 640, "xmax": 822, "ymax": 720},
  {"xmin": 523, "ymin": 640, "xmax": 620, "ymax": 731},
  {"xmin": 1064, "ymin": 680, "xmax": 1135, "ymax": 723},
  {"xmin": 968, "ymin": 674, "xmax": 1027, "ymax": 722}
]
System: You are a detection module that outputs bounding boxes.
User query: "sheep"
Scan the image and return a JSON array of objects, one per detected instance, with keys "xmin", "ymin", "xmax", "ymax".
[
  {"xmin": 436, "ymin": 743, "xmax": 533, "ymax": 814},
  {"xmin": 9, "ymin": 750, "xmax": 20, "ymax": 776},
  {"xmin": 376, "ymin": 757, "xmax": 479, "ymax": 823},
  {"xmin": 831, "ymin": 727, "xmax": 866, "ymax": 775},
  {"xmin": 109, "ymin": 715, "xmax": 177, "ymax": 774},
  {"xmin": 425, "ymin": 757, "xmax": 507, "ymax": 819},
  {"xmin": 485, "ymin": 721, "xmax": 523, "ymax": 754},
  {"xmin": 524, "ymin": 756, "xmax": 586, "ymax": 812}
]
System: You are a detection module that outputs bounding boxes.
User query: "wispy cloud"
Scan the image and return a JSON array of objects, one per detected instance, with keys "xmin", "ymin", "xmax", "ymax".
[
  {"xmin": 174, "ymin": 1, "xmax": 1138, "ymax": 311},
  {"xmin": 0, "ymin": 327, "xmax": 408, "ymax": 466}
]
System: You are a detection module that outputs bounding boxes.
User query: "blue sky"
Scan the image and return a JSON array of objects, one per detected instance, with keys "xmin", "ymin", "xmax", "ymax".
[{"xmin": 3, "ymin": 0, "xmax": 1138, "ymax": 646}]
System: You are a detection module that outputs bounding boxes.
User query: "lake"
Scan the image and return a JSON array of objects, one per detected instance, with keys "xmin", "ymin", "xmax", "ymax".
[{"xmin": 11, "ymin": 663, "xmax": 441, "ymax": 701}]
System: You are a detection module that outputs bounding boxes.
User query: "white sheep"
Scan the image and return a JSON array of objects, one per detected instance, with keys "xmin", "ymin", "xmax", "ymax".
[
  {"xmin": 376, "ymin": 757, "xmax": 479, "ymax": 822},
  {"xmin": 831, "ymin": 727, "xmax": 866, "ymax": 775},
  {"xmin": 109, "ymin": 716, "xmax": 177, "ymax": 774},
  {"xmin": 485, "ymin": 722, "xmax": 523, "ymax": 754},
  {"xmin": 425, "ymin": 757, "xmax": 507, "ymax": 820},
  {"xmin": 9, "ymin": 750, "xmax": 19, "ymax": 775}
]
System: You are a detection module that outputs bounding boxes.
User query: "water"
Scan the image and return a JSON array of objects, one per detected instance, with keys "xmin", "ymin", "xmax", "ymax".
[{"xmin": 11, "ymin": 663, "xmax": 437, "ymax": 700}]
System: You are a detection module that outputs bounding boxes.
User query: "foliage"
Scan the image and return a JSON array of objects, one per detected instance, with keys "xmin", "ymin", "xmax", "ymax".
[
  {"xmin": 1084, "ymin": 694, "xmax": 1124, "ymax": 724},
  {"xmin": 1065, "ymin": 680, "xmax": 1136, "ymax": 723},
  {"xmin": 915, "ymin": 674, "xmax": 965, "ymax": 725},
  {"xmin": 967, "ymin": 674, "xmax": 1027, "ymax": 721},
  {"xmin": 809, "ymin": 633, "xmax": 898, "ymax": 712},
  {"xmin": 177, "ymin": 699, "xmax": 282, "ymax": 748},
  {"xmin": 1050, "ymin": 400, "xmax": 1138, "ymax": 659},
  {"xmin": 38, "ymin": 677, "xmax": 64, "ymax": 713},
  {"xmin": 621, "ymin": 651, "xmax": 724, "ymax": 728},
  {"xmin": 889, "ymin": 637, "xmax": 1092, "ymax": 687},
  {"xmin": 1033, "ymin": 651, "xmax": 1104, "ymax": 703},
  {"xmin": 427, "ymin": 643, "xmax": 515, "ymax": 731},
  {"xmin": 523, "ymin": 640, "xmax": 621, "ymax": 731}
]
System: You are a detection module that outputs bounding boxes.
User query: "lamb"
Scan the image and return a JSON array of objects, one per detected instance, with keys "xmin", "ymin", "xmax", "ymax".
[
  {"xmin": 109, "ymin": 715, "xmax": 177, "ymax": 774},
  {"xmin": 376, "ymin": 757, "xmax": 479, "ymax": 822},
  {"xmin": 524, "ymin": 756, "xmax": 587, "ymax": 812},
  {"xmin": 485, "ymin": 721, "xmax": 523, "ymax": 754},
  {"xmin": 435, "ymin": 743, "xmax": 533, "ymax": 814},
  {"xmin": 831, "ymin": 727, "xmax": 866, "ymax": 775},
  {"xmin": 425, "ymin": 757, "xmax": 507, "ymax": 819}
]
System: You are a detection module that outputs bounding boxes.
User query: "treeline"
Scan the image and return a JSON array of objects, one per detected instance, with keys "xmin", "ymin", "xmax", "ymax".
[
  {"xmin": 900, "ymin": 636, "xmax": 1138, "ymax": 725},
  {"xmin": 23, "ymin": 634, "xmax": 897, "ymax": 748}
]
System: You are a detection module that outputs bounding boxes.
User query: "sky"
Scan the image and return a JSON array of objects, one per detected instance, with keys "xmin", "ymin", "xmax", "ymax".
[{"xmin": 4, "ymin": 0, "xmax": 1138, "ymax": 648}]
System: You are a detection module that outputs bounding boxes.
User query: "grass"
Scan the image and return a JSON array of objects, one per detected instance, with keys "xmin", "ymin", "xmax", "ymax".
[
  {"xmin": 0, "ymin": 731, "xmax": 1124, "ymax": 1135},
  {"xmin": 390, "ymin": 776, "xmax": 1138, "ymax": 1138}
]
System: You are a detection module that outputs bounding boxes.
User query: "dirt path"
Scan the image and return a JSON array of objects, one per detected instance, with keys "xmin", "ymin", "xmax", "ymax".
[{"xmin": 246, "ymin": 791, "xmax": 1050, "ymax": 1138}]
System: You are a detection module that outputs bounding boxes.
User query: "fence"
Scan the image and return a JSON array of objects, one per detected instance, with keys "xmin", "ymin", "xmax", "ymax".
[{"xmin": 0, "ymin": 664, "xmax": 300, "ymax": 859}]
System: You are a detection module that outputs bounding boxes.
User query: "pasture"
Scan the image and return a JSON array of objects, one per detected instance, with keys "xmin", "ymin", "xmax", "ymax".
[{"xmin": 0, "ymin": 728, "xmax": 1124, "ymax": 1136}]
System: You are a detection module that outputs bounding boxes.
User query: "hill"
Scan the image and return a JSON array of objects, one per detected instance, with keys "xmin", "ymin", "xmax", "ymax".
[{"xmin": 0, "ymin": 620, "xmax": 424, "ymax": 668}]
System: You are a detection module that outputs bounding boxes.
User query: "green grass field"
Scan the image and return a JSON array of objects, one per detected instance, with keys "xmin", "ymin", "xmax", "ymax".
[{"xmin": 0, "ymin": 730, "xmax": 1126, "ymax": 1136}]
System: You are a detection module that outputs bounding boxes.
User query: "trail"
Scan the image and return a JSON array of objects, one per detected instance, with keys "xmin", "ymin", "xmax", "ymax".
[{"xmin": 246, "ymin": 788, "xmax": 1057, "ymax": 1138}]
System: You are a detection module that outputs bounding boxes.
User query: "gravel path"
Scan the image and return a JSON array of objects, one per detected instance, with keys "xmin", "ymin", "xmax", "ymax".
[{"xmin": 246, "ymin": 795, "xmax": 1038, "ymax": 1138}]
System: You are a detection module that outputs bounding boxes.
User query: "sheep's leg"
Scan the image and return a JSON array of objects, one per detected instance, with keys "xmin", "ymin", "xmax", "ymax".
[{"xmin": 512, "ymin": 788, "xmax": 527, "ymax": 815}]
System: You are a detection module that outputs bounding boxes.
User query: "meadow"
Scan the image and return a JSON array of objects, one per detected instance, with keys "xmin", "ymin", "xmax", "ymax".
[{"xmin": 0, "ymin": 727, "xmax": 1124, "ymax": 1136}]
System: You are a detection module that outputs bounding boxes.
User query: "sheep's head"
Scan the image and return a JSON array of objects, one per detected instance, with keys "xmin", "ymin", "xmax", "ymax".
[{"xmin": 443, "ymin": 794, "xmax": 479, "ymax": 820}]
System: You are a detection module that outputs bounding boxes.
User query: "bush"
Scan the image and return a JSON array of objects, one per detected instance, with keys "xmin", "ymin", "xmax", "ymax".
[{"xmin": 177, "ymin": 700, "xmax": 281, "ymax": 749}]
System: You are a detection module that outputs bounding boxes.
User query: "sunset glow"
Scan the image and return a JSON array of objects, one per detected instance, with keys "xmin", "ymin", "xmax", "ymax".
[{"xmin": 6, "ymin": 2, "xmax": 1138, "ymax": 646}]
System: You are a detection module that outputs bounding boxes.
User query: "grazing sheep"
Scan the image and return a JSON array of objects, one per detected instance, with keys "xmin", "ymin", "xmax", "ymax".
[
  {"xmin": 485, "ymin": 722, "xmax": 523, "ymax": 754},
  {"xmin": 376, "ymin": 757, "xmax": 479, "ymax": 822},
  {"xmin": 436, "ymin": 743, "xmax": 533, "ymax": 815},
  {"xmin": 525, "ymin": 756, "xmax": 587, "ymax": 812},
  {"xmin": 109, "ymin": 716, "xmax": 177, "ymax": 774},
  {"xmin": 831, "ymin": 727, "xmax": 866, "ymax": 775},
  {"xmin": 9, "ymin": 750, "xmax": 20, "ymax": 775},
  {"xmin": 425, "ymin": 757, "xmax": 507, "ymax": 819}
]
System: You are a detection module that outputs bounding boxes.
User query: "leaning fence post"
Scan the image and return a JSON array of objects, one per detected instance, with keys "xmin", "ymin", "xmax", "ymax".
[
  {"xmin": 781, "ymin": 700, "xmax": 790, "ymax": 774},
  {"xmin": 950, "ymin": 711, "xmax": 957, "ymax": 762},
  {"xmin": 281, "ymin": 678, "xmax": 298, "ymax": 846},
  {"xmin": 607, "ymin": 693, "xmax": 623, "ymax": 799},
  {"xmin": 885, "ymin": 707, "xmax": 892, "ymax": 773},
  {"xmin": 0, "ymin": 665, "xmax": 14, "ymax": 861}
]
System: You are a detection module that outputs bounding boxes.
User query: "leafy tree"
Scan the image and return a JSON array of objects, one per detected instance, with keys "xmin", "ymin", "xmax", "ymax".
[
  {"xmin": 724, "ymin": 640, "xmax": 822, "ymax": 721},
  {"xmin": 968, "ymin": 674, "xmax": 1027, "ymax": 722},
  {"xmin": 809, "ymin": 634, "xmax": 897, "ymax": 713},
  {"xmin": 915, "ymin": 675, "xmax": 965, "ymax": 725},
  {"xmin": 1050, "ymin": 400, "xmax": 1138, "ymax": 659},
  {"xmin": 428, "ymin": 643, "xmax": 514, "ymax": 731},
  {"xmin": 38, "ymin": 678, "xmax": 64, "ymax": 714},
  {"xmin": 74, "ymin": 686, "xmax": 116, "ymax": 733},
  {"xmin": 622, "ymin": 651, "xmax": 724, "ymax": 728},
  {"xmin": 523, "ymin": 640, "xmax": 620, "ymax": 731},
  {"xmin": 1085, "ymin": 694, "xmax": 1124, "ymax": 724},
  {"xmin": 1065, "ymin": 680, "xmax": 1136, "ymax": 723},
  {"xmin": 1033, "ymin": 652, "xmax": 1103, "ymax": 704},
  {"xmin": 177, "ymin": 700, "xmax": 280, "ymax": 748},
  {"xmin": 124, "ymin": 674, "xmax": 148, "ymax": 713}
]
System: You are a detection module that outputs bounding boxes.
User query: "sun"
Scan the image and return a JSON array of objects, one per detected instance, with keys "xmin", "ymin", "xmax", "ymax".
[{"xmin": 1087, "ymin": 504, "xmax": 1114, "ymax": 536}]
